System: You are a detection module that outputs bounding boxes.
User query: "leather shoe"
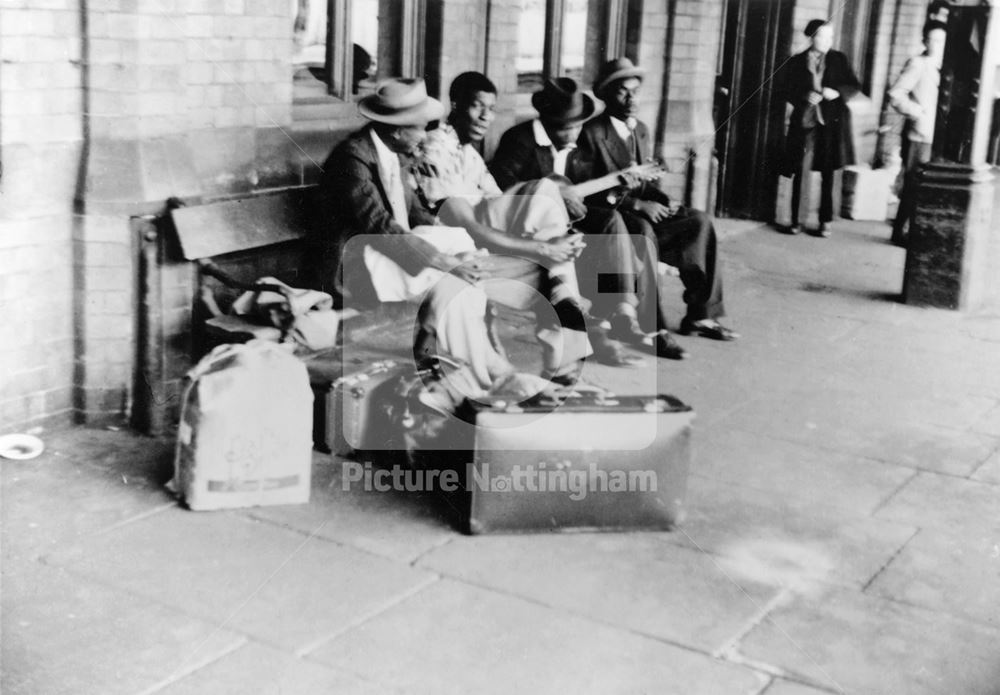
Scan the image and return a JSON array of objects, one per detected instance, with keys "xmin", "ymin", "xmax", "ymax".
[
  {"xmin": 607, "ymin": 311, "xmax": 649, "ymax": 346},
  {"xmin": 679, "ymin": 317, "xmax": 740, "ymax": 341},
  {"xmin": 816, "ymin": 222, "xmax": 831, "ymax": 238},
  {"xmin": 589, "ymin": 329, "xmax": 647, "ymax": 368},
  {"xmin": 653, "ymin": 330, "xmax": 687, "ymax": 360},
  {"xmin": 784, "ymin": 224, "xmax": 801, "ymax": 235}
]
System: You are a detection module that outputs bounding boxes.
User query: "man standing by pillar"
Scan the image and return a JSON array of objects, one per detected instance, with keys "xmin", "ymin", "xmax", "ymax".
[
  {"xmin": 782, "ymin": 20, "xmax": 861, "ymax": 238},
  {"xmin": 889, "ymin": 20, "xmax": 948, "ymax": 246}
]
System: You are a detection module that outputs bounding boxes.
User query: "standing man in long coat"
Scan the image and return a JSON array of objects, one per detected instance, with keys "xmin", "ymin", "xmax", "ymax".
[{"xmin": 782, "ymin": 19, "xmax": 861, "ymax": 237}]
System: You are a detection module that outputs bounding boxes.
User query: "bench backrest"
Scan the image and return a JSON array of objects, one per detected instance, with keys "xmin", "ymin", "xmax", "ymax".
[{"xmin": 171, "ymin": 187, "xmax": 315, "ymax": 261}]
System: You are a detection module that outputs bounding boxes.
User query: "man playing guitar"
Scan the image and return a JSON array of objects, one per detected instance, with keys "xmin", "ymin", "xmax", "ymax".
[
  {"xmin": 579, "ymin": 58, "xmax": 738, "ymax": 343},
  {"xmin": 491, "ymin": 77, "xmax": 688, "ymax": 360}
]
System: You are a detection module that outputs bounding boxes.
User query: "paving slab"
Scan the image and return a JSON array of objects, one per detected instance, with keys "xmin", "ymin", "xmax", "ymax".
[
  {"xmin": 969, "ymin": 403, "xmax": 1000, "ymax": 438},
  {"xmin": 692, "ymin": 428, "xmax": 914, "ymax": 515},
  {"xmin": 156, "ymin": 641, "xmax": 392, "ymax": 695},
  {"xmin": 1, "ymin": 562, "xmax": 244, "ymax": 695},
  {"xmin": 763, "ymin": 680, "xmax": 842, "ymax": 695},
  {"xmin": 43, "ymin": 508, "xmax": 438, "ymax": 652},
  {"xmin": 830, "ymin": 341, "xmax": 1000, "ymax": 400},
  {"xmin": 971, "ymin": 448, "xmax": 1000, "ymax": 484},
  {"xmin": 866, "ymin": 529, "xmax": 1000, "ymax": 628},
  {"xmin": 719, "ymin": 389, "xmax": 999, "ymax": 476},
  {"xmin": 874, "ymin": 472, "xmax": 1000, "ymax": 536},
  {"xmin": 415, "ymin": 533, "xmax": 778, "ymax": 653},
  {"xmin": 737, "ymin": 585, "xmax": 1000, "ymax": 694},
  {"xmin": 307, "ymin": 579, "xmax": 768, "ymax": 695},
  {"xmin": 669, "ymin": 475, "xmax": 917, "ymax": 589},
  {"xmin": 246, "ymin": 455, "xmax": 458, "ymax": 562},
  {"xmin": 958, "ymin": 315, "xmax": 1000, "ymax": 343},
  {"xmin": 1, "ymin": 447, "xmax": 175, "ymax": 564}
]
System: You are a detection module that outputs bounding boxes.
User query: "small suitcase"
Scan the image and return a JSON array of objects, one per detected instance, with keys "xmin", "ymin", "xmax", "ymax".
[
  {"xmin": 304, "ymin": 353, "xmax": 401, "ymax": 456},
  {"xmin": 462, "ymin": 393, "xmax": 694, "ymax": 534}
]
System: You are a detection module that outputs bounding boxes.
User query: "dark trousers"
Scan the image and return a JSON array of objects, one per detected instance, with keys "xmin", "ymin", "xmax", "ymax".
[
  {"xmin": 573, "ymin": 206, "xmax": 652, "ymax": 322},
  {"xmin": 619, "ymin": 207, "xmax": 725, "ymax": 325},
  {"xmin": 892, "ymin": 137, "xmax": 932, "ymax": 242},
  {"xmin": 792, "ymin": 128, "xmax": 835, "ymax": 225}
]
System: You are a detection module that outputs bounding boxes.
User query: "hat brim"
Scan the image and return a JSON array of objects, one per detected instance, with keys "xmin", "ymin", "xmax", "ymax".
[
  {"xmin": 594, "ymin": 67, "xmax": 646, "ymax": 96},
  {"xmin": 533, "ymin": 92, "xmax": 604, "ymax": 125},
  {"xmin": 358, "ymin": 96, "xmax": 445, "ymax": 126}
]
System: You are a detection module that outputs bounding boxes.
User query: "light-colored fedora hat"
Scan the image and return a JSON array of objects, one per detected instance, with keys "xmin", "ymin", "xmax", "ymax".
[
  {"xmin": 358, "ymin": 78, "xmax": 444, "ymax": 125},
  {"xmin": 593, "ymin": 57, "xmax": 646, "ymax": 96},
  {"xmin": 531, "ymin": 77, "xmax": 602, "ymax": 125}
]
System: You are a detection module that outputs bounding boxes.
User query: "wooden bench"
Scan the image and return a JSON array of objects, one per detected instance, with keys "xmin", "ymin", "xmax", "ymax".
[{"xmin": 132, "ymin": 185, "xmax": 423, "ymax": 450}]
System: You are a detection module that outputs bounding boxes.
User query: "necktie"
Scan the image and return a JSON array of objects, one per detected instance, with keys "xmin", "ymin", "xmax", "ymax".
[
  {"xmin": 387, "ymin": 161, "xmax": 409, "ymax": 230},
  {"xmin": 625, "ymin": 120, "xmax": 640, "ymax": 164}
]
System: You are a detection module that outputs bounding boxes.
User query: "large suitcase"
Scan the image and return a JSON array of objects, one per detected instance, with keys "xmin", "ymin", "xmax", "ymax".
[
  {"xmin": 304, "ymin": 353, "xmax": 401, "ymax": 456},
  {"xmin": 462, "ymin": 393, "xmax": 694, "ymax": 534}
]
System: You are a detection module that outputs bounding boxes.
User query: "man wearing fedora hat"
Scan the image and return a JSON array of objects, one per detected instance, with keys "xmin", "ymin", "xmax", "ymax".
[
  {"xmin": 490, "ymin": 77, "xmax": 688, "ymax": 361},
  {"xmin": 579, "ymin": 57, "xmax": 739, "ymax": 343},
  {"xmin": 316, "ymin": 77, "xmax": 516, "ymax": 391}
]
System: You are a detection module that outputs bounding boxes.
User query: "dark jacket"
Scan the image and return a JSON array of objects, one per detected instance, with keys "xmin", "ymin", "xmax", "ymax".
[
  {"xmin": 314, "ymin": 125, "xmax": 440, "ymax": 303},
  {"xmin": 489, "ymin": 120, "xmax": 591, "ymax": 191},
  {"xmin": 781, "ymin": 48, "xmax": 861, "ymax": 173},
  {"xmin": 577, "ymin": 114, "xmax": 672, "ymax": 208}
]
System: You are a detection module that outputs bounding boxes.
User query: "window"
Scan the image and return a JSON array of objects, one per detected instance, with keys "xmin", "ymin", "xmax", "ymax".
[
  {"xmin": 837, "ymin": 0, "xmax": 883, "ymax": 94},
  {"xmin": 292, "ymin": 0, "xmax": 424, "ymax": 104},
  {"xmin": 516, "ymin": 0, "xmax": 640, "ymax": 93}
]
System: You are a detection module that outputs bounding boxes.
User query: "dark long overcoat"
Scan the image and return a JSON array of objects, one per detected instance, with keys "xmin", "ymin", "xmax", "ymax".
[{"xmin": 781, "ymin": 48, "xmax": 861, "ymax": 174}]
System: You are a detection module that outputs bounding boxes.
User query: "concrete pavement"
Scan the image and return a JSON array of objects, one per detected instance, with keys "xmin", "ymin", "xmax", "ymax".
[{"xmin": 3, "ymin": 218, "xmax": 1000, "ymax": 694}]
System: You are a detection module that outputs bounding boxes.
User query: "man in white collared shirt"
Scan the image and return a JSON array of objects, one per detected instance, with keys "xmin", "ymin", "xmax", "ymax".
[{"xmin": 889, "ymin": 20, "xmax": 947, "ymax": 246}]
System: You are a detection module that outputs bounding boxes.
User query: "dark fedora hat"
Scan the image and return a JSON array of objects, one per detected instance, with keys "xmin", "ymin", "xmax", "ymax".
[
  {"xmin": 358, "ymin": 77, "xmax": 444, "ymax": 125},
  {"xmin": 593, "ymin": 57, "xmax": 646, "ymax": 97},
  {"xmin": 531, "ymin": 77, "xmax": 602, "ymax": 125}
]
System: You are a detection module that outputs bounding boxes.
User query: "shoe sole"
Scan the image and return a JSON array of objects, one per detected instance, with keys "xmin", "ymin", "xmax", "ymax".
[{"xmin": 678, "ymin": 326, "xmax": 739, "ymax": 341}]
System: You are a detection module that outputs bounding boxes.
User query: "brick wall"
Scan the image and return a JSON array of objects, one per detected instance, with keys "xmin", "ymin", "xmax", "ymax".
[
  {"xmin": 484, "ymin": 0, "xmax": 521, "ymax": 157},
  {"xmin": 0, "ymin": 0, "xmax": 82, "ymax": 433},
  {"xmin": 653, "ymin": 0, "xmax": 724, "ymax": 209},
  {"xmin": 1, "ymin": 0, "xmax": 304, "ymax": 433},
  {"xmin": 434, "ymin": 0, "xmax": 489, "ymax": 103}
]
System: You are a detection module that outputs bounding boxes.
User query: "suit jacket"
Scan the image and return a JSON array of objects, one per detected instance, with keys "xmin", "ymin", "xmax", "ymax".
[
  {"xmin": 489, "ymin": 120, "xmax": 590, "ymax": 191},
  {"xmin": 577, "ymin": 114, "xmax": 671, "ymax": 209},
  {"xmin": 781, "ymin": 49, "xmax": 861, "ymax": 173},
  {"xmin": 314, "ymin": 126, "xmax": 440, "ymax": 303}
]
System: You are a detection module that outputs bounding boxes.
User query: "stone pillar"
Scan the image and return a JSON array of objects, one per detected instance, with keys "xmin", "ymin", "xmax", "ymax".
[{"xmin": 904, "ymin": 1, "xmax": 999, "ymax": 310}]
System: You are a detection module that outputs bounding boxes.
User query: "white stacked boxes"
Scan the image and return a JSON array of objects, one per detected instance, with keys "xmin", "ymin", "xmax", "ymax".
[{"xmin": 841, "ymin": 165, "xmax": 893, "ymax": 221}]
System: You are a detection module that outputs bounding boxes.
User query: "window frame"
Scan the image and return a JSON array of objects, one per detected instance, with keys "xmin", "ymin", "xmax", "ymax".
[
  {"xmin": 314, "ymin": 0, "xmax": 426, "ymax": 102},
  {"xmin": 837, "ymin": 0, "xmax": 883, "ymax": 95},
  {"xmin": 519, "ymin": 0, "xmax": 638, "ymax": 93}
]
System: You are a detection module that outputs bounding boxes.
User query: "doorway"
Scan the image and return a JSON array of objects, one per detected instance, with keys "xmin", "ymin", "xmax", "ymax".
[{"xmin": 714, "ymin": 0, "xmax": 794, "ymax": 220}]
